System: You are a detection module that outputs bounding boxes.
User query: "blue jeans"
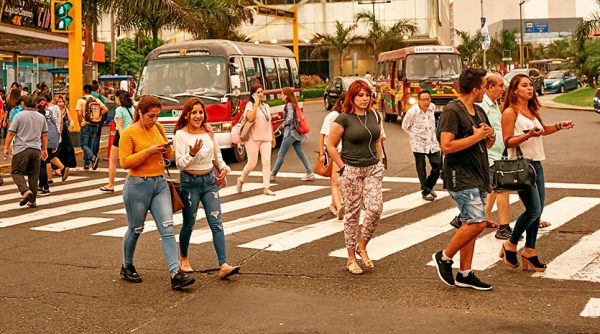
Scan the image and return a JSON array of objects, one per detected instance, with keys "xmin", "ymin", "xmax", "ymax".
[
  {"xmin": 511, "ymin": 161, "xmax": 545, "ymax": 248},
  {"xmin": 80, "ymin": 124, "xmax": 99, "ymax": 164},
  {"xmin": 271, "ymin": 135, "xmax": 312, "ymax": 176},
  {"xmin": 122, "ymin": 175, "xmax": 178, "ymax": 274},
  {"xmin": 448, "ymin": 188, "xmax": 488, "ymax": 223},
  {"xmin": 179, "ymin": 171, "xmax": 228, "ymax": 265}
]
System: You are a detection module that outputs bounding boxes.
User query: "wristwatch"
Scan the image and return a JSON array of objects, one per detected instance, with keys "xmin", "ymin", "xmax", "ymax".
[
  {"xmin": 489, "ymin": 132, "xmax": 496, "ymax": 139},
  {"xmin": 337, "ymin": 165, "xmax": 346, "ymax": 174}
]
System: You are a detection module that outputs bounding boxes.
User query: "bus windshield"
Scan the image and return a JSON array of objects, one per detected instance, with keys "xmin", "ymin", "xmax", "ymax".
[
  {"xmin": 405, "ymin": 54, "xmax": 462, "ymax": 81},
  {"xmin": 137, "ymin": 56, "xmax": 228, "ymax": 98},
  {"xmin": 546, "ymin": 71, "xmax": 564, "ymax": 79}
]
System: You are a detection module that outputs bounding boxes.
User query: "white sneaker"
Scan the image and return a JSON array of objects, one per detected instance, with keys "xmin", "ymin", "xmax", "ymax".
[{"xmin": 301, "ymin": 172, "xmax": 316, "ymax": 181}]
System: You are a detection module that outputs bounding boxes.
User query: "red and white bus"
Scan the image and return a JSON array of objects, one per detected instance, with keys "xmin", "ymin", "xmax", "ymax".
[
  {"xmin": 136, "ymin": 40, "xmax": 302, "ymax": 162},
  {"xmin": 375, "ymin": 45, "xmax": 462, "ymax": 123}
]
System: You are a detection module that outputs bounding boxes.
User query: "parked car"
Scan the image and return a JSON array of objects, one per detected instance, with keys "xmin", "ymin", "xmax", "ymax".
[
  {"xmin": 323, "ymin": 76, "xmax": 376, "ymax": 110},
  {"xmin": 504, "ymin": 68, "xmax": 544, "ymax": 95},
  {"xmin": 543, "ymin": 70, "xmax": 579, "ymax": 94},
  {"xmin": 594, "ymin": 87, "xmax": 600, "ymax": 115}
]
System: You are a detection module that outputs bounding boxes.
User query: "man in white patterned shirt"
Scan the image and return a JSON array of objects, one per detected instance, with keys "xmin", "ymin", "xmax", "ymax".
[{"xmin": 401, "ymin": 90, "xmax": 441, "ymax": 201}]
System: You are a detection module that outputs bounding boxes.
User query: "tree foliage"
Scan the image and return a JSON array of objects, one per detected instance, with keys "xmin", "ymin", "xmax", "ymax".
[
  {"xmin": 355, "ymin": 11, "xmax": 419, "ymax": 58},
  {"xmin": 455, "ymin": 29, "xmax": 482, "ymax": 66},
  {"xmin": 98, "ymin": 37, "xmax": 164, "ymax": 80},
  {"xmin": 310, "ymin": 21, "xmax": 364, "ymax": 76}
]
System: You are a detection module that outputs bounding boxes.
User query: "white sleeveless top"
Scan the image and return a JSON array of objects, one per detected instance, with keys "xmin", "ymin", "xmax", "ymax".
[{"xmin": 508, "ymin": 113, "xmax": 545, "ymax": 161}]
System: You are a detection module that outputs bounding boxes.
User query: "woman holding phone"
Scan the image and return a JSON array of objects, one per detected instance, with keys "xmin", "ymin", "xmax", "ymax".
[
  {"xmin": 119, "ymin": 95, "xmax": 195, "ymax": 290},
  {"xmin": 499, "ymin": 74, "xmax": 574, "ymax": 272},
  {"xmin": 237, "ymin": 84, "xmax": 276, "ymax": 195},
  {"xmin": 174, "ymin": 97, "xmax": 239, "ymax": 279}
]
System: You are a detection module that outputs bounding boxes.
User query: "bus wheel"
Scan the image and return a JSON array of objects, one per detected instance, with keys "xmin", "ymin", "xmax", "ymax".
[{"xmin": 224, "ymin": 145, "xmax": 247, "ymax": 163}]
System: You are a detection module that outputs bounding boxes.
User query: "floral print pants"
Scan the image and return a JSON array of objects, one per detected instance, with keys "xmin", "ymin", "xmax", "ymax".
[{"xmin": 339, "ymin": 162, "xmax": 384, "ymax": 250}]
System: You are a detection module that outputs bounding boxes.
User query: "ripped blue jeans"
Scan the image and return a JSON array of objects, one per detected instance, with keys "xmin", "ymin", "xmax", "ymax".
[
  {"xmin": 179, "ymin": 171, "xmax": 228, "ymax": 265},
  {"xmin": 122, "ymin": 175, "xmax": 178, "ymax": 274}
]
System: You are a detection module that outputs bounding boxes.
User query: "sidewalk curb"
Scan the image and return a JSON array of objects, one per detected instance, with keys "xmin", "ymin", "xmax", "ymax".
[
  {"xmin": 0, "ymin": 145, "xmax": 109, "ymax": 174},
  {"xmin": 541, "ymin": 103, "xmax": 593, "ymax": 112}
]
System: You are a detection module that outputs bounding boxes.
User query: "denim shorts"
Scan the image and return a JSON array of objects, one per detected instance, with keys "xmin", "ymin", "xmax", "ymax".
[{"xmin": 448, "ymin": 188, "xmax": 488, "ymax": 224}]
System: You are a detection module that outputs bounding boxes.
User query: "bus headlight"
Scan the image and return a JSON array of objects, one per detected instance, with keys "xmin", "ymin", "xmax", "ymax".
[
  {"xmin": 408, "ymin": 97, "xmax": 417, "ymax": 105},
  {"xmin": 222, "ymin": 122, "xmax": 232, "ymax": 132}
]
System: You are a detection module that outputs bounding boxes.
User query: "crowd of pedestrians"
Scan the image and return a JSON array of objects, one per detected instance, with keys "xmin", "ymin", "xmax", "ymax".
[{"xmin": 1, "ymin": 66, "xmax": 576, "ymax": 291}]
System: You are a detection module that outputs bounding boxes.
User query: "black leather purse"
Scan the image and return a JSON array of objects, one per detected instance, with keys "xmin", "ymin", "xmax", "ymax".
[{"xmin": 492, "ymin": 138, "xmax": 537, "ymax": 192}]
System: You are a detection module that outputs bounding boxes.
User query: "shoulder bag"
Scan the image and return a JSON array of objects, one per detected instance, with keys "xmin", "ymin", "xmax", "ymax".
[
  {"xmin": 164, "ymin": 162, "xmax": 185, "ymax": 214},
  {"xmin": 313, "ymin": 147, "xmax": 332, "ymax": 177},
  {"xmin": 492, "ymin": 137, "xmax": 537, "ymax": 192}
]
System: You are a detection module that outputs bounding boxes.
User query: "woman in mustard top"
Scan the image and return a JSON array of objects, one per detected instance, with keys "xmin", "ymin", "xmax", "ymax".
[{"xmin": 118, "ymin": 95, "xmax": 195, "ymax": 290}]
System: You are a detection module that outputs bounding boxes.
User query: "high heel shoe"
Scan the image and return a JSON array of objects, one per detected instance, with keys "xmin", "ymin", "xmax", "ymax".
[
  {"xmin": 499, "ymin": 244, "xmax": 519, "ymax": 268},
  {"xmin": 346, "ymin": 259, "xmax": 363, "ymax": 275},
  {"xmin": 355, "ymin": 248, "xmax": 374, "ymax": 269},
  {"xmin": 521, "ymin": 255, "xmax": 547, "ymax": 272}
]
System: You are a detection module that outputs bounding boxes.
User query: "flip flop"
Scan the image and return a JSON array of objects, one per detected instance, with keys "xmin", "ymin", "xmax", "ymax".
[{"xmin": 99, "ymin": 186, "xmax": 114, "ymax": 192}]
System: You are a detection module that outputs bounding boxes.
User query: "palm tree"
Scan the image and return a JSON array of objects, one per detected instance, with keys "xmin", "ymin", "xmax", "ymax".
[
  {"xmin": 489, "ymin": 29, "xmax": 518, "ymax": 67},
  {"xmin": 455, "ymin": 29, "xmax": 482, "ymax": 66},
  {"xmin": 189, "ymin": 0, "xmax": 254, "ymax": 41},
  {"xmin": 355, "ymin": 11, "xmax": 418, "ymax": 62},
  {"xmin": 112, "ymin": 0, "xmax": 226, "ymax": 48},
  {"xmin": 575, "ymin": 0, "xmax": 600, "ymax": 49},
  {"xmin": 310, "ymin": 21, "xmax": 364, "ymax": 76}
]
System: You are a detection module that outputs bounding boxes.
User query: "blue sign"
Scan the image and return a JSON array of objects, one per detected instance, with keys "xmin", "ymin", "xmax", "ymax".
[{"xmin": 525, "ymin": 21, "xmax": 549, "ymax": 33}]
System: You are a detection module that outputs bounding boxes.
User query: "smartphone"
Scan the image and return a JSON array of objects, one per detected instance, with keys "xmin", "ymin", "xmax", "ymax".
[{"xmin": 523, "ymin": 129, "xmax": 531, "ymax": 134}]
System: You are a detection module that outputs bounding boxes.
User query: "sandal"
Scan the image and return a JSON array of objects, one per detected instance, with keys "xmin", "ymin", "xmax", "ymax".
[
  {"xmin": 356, "ymin": 248, "xmax": 374, "ymax": 269},
  {"xmin": 539, "ymin": 221, "xmax": 551, "ymax": 228},
  {"xmin": 346, "ymin": 259, "xmax": 363, "ymax": 275},
  {"xmin": 263, "ymin": 189, "xmax": 276, "ymax": 196},
  {"xmin": 485, "ymin": 220, "xmax": 499, "ymax": 228},
  {"xmin": 61, "ymin": 167, "xmax": 70, "ymax": 182},
  {"xmin": 99, "ymin": 186, "xmax": 114, "ymax": 192}
]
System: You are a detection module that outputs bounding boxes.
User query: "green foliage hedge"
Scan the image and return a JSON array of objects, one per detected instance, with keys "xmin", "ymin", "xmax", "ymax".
[{"xmin": 303, "ymin": 88, "xmax": 325, "ymax": 99}]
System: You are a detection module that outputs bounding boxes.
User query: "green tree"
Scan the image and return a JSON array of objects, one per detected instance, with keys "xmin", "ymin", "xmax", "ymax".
[
  {"xmin": 488, "ymin": 29, "xmax": 518, "ymax": 67},
  {"xmin": 310, "ymin": 21, "xmax": 364, "ymax": 76},
  {"xmin": 189, "ymin": 0, "xmax": 254, "ymax": 41},
  {"xmin": 455, "ymin": 30, "xmax": 482, "ymax": 66},
  {"xmin": 355, "ymin": 11, "xmax": 419, "ymax": 60},
  {"xmin": 575, "ymin": 0, "xmax": 600, "ymax": 49},
  {"xmin": 99, "ymin": 37, "xmax": 163, "ymax": 80}
]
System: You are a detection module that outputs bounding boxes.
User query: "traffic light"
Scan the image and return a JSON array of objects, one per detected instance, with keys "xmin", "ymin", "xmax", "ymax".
[{"xmin": 51, "ymin": 0, "xmax": 74, "ymax": 33}]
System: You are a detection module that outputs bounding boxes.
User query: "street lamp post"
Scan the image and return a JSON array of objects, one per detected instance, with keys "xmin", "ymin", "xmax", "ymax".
[
  {"xmin": 358, "ymin": 0, "xmax": 391, "ymax": 20},
  {"xmin": 518, "ymin": 0, "xmax": 529, "ymax": 68}
]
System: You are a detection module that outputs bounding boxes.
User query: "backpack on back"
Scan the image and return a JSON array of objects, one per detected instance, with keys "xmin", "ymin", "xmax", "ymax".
[{"xmin": 83, "ymin": 97, "xmax": 103, "ymax": 125}]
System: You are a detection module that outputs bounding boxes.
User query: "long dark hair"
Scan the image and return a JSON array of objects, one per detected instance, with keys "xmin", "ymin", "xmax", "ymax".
[
  {"xmin": 333, "ymin": 92, "xmax": 347, "ymax": 112},
  {"xmin": 133, "ymin": 95, "xmax": 161, "ymax": 122},
  {"xmin": 8, "ymin": 88, "xmax": 21, "ymax": 109},
  {"xmin": 34, "ymin": 96, "xmax": 48, "ymax": 116},
  {"xmin": 116, "ymin": 90, "xmax": 133, "ymax": 108},
  {"xmin": 174, "ymin": 97, "xmax": 207, "ymax": 133},
  {"xmin": 502, "ymin": 74, "xmax": 542, "ymax": 123}
]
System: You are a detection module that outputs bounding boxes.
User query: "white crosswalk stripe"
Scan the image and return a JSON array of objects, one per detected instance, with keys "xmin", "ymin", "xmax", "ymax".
[
  {"xmin": 94, "ymin": 185, "xmax": 326, "ymax": 237},
  {"xmin": 0, "ymin": 176, "xmax": 86, "ymax": 193},
  {"xmin": 0, "ymin": 173, "xmax": 599, "ymax": 285}
]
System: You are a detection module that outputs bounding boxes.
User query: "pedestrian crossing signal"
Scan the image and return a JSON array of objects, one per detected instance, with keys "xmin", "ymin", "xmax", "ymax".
[{"xmin": 51, "ymin": 0, "xmax": 74, "ymax": 33}]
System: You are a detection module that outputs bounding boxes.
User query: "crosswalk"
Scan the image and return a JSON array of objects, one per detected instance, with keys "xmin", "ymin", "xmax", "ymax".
[{"xmin": 1, "ymin": 172, "xmax": 600, "ymax": 285}]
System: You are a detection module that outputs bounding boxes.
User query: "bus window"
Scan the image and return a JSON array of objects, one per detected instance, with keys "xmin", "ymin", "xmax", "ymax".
[
  {"xmin": 289, "ymin": 59, "xmax": 300, "ymax": 88},
  {"xmin": 381, "ymin": 61, "xmax": 391, "ymax": 80},
  {"xmin": 231, "ymin": 57, "xmax": 247, "ymax": 93},
  {"xmin": 243, "ymin": 57, "xmax": 263, "ymax": 88},
  {"xmin": 277, "ymin": 58, "xmax": 292, "ymax": 88},
  {"xmin": 396, "ymin": 60, "xmax": 404, "ymax": 79},
  {"xmin": 262, "ymin": 58, "xmax": 280, "ymax": 90}
]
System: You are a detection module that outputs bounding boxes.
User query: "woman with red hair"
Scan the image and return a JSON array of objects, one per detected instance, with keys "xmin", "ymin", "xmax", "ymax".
[{"xmin": 327, "ymin": 80, "xmax": 385, "ymax": 275}]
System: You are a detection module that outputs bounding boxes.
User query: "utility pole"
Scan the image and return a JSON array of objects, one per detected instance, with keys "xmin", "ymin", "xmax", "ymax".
[
  {"xmin": 481, "ymin": 0, "xmax": 486, "ymax": 69},
  {"xmin": 110, "ymin": 8, "xmax": 116, "ymax": 75},
  {"xmin": 519, "ymin": 0, "xmax": 526, "ymax": 68}
]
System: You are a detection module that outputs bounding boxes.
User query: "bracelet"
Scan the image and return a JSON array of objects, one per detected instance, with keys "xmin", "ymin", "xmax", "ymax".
[{"xmin": 555, "ymin": 123, "xmax": 560, "ymax": 131}]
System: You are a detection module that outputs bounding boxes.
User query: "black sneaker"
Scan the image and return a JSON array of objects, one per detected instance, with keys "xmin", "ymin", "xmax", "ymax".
[
  {"xmin": 120, "ymin": 264, "xmax": 142, "ymax": 283},
  {"xmin": 450, "ymin": 215, "xmax": 462, "ymax": 229},
  {"xmin": 91, "ymin": 156, "xmax": 100, "ymax": 170},
  {"xmin": 430, "ymin": 190, "xmax": 438, "ymax": 198},
  {"xmin": 432, "ymin": 251, "xmax": 455, "ymax": 286},
  {"xmin": 171, "ymin": 270, "xmax": 195, "ymax": 290},
  {"xmin": 495, "ymin": 226, "xmax": 523, "ymax": 241},
  {"xmin": 39, "ymin": 188, "xmax": 50, "ymax": 197},
  {"xmin": 19, "ymin": 190, "xmax": 34, "ymax": 206},
  {"xmin": 83, "ymin": 164, "xmax": 90, "ymax": 170},
  {"xmin": 455, "ymin": 271, "xmax": 492, "ymax": 291}
]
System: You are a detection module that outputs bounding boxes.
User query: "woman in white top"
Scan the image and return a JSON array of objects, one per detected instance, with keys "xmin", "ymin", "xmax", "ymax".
[
  {"xmin": 237, "ymin": 84, "xmax": 276, "ymax": 196},
  {"xmin": 319, "ymin": 92, "xmax": 345, "ymax": 220},
  {"xmin": 499, "ymin": 74, "xmax": 574, "ymax": 273},
  {"xmin": 174, "ymin": 97, "xmax": 239, "ymax": 279}
]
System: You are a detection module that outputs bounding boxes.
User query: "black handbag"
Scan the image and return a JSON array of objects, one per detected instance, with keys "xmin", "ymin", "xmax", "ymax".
[{"xmin": 492, "ymin": 138, "xmax": 537, "ymax": 192}]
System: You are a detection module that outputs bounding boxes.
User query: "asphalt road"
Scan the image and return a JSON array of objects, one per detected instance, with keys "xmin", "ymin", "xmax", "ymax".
[{"xmin": 0, "ymin": 101, "xmax": 599, "ymax": 333}]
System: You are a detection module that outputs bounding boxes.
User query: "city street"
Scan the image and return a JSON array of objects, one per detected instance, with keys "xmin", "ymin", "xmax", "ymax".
[{"xmin": 0, "ymin": 101, "xmax": 599, "ymax": 333}]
